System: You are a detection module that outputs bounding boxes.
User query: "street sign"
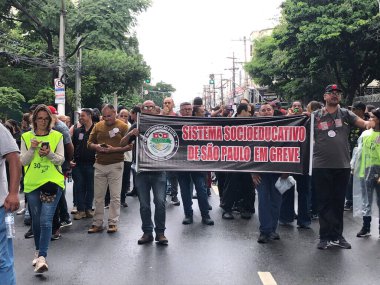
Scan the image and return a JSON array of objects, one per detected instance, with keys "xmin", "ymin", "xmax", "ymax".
[{"xmin": 54, "ymin": 78, "xmax": 65, "ymax": 104}]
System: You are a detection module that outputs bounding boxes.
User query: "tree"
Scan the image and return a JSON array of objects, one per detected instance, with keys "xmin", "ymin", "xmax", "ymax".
[
  {"xmin": 28, "ymin": 87, "xmax": 55, "ymax": 105},
  {"xmin": 246, "ymin": 0, "xmax": 380, "ymax": 104},
  {"xmin": 0, "ymin": 87, "xmax": 25, "ymax": 120},
  {"xmin": 143, "ymin": 81, "xmax": 176, "ymax": 107}
]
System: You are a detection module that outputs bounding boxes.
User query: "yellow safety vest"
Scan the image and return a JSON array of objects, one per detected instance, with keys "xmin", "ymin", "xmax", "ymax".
[{"xmin": 21, "ymin": 130, "xmax": 65, "ymax": 193}]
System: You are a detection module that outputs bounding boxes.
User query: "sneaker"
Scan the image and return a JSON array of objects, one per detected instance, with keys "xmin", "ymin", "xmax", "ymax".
[
  {"xmin": 34, "ymin": 256, "xmax": 48, "ymax": 273},
  {"xmin": 51, "ymin": 229, "xmax": 61, "ymax": 241},
  {"xmin": 85, "ymin": 210, "xmax": 94, "ymax": 218},
  {"xmin": 73, "ymin": 211, "xmax": 86, "ymax": 220},
  {"xmin": 126, "ymin": 189, "xmax": 137, "ymax": 196},
  {"xmin": 222, "ymin": 212, "xmax": 234, "ymax": 220},
  {"xmin": 24, "ymin": 227, "xmax": 34, "ymax": 239},
  {"xmin": 104, "ymin": 204, "xmax": 109, "ymax": 209},
  {"xmin": 344, "ymin": 204, "xmax": 353, "ymax": 211},
  {"xmin": 330, "ymin": 237, "xmax": 352, "ymax": 249},
  {"xmin": 60, "ymin": 220, "xmax": 72, "ymax": 228},
  {"xmin": 317, "ymin": 239, "xmax": 329, "ymax": 250},
  {"xmin": 70, "ymin": 206, "xmax": 78, "ymax": 214},
  {"xmin": 138, "ymin": 233, "xmax": 154, "ymax": 245},
  {"xmin": 88, "ymin": 225, "xmax": 104, "ymax": 234},
  {"xmin": 121, "ymin": 202, "xmax": 128, "ymax": 208},
  {"xmin": 32, "ymin": 251, "xmax": 39, "ymax": 267},
  {"xmin": 269, "ymin": 232, "xmax": 280, "ymax": 240},
  {"xmin": 171, "ymin": 196, "xmax": 180, "ymax": 206},
  {"xmin": 155, "ymin": 233, "xmax": 169, "ymax": 245},
  {"xmin": 182, "ymin": 216, "xmax": 193, "ymax": 225},
  {"xmin": 107, "ymin": 225, "xmax": 118, "ymax": 233},
  {"xmin": 311, "ymin": 214, "xmax": 319, "ymax": 220},
  {"xmin": 257, "ymin": 233, "xmax": 270, "ymax": 244},
  {"xmin": 17, "ymin": 208, "xmax": 26, "ymax": 215},
  {"xmin": 240, "ymin": 211, "xmax": 252, "ymax": 219},
  {"xmin": 201, "ymin": 215, "xmax": 214, "ymax": 226},
  {"xmin": 356, "ymin": 227, "xmax": 371, "ymax": 238}
]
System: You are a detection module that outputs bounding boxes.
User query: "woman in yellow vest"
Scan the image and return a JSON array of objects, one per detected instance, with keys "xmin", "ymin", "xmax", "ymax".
[{"xmin": 20, "ymin": 104, "xmax": 65, "ymax": 274}]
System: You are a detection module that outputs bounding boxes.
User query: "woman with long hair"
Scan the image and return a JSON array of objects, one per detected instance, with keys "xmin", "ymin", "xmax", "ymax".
[{"xmin": 20, "ymin": 104, "xmax": 65, "ymax": 273}]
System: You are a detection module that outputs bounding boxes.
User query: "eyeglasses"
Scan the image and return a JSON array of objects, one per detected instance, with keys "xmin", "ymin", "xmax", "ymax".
[
  {"xmin": 37, "ymin": 117, "xmax": 49, "ymax": 122},
  {"xmin": 143, "ymin": 106, "xmax": 155, "ymax": 110}
]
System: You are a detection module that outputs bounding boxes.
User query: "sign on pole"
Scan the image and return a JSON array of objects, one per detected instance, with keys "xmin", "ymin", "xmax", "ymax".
[{"xmin": 54, "ymin": 78, "xmax": 65, "ymax": 104}]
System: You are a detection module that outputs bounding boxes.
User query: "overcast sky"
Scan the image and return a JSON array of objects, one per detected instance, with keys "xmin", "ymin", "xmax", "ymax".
[{"xmin": 135, "ymin": 0, "xmax": 283, "ymax": 105}]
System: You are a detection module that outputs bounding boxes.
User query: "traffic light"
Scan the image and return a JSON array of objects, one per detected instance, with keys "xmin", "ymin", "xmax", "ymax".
[
  {"xmin": 145, "ymin": 78, "xmax": 151, "ymax": 84},
  {"xmin": 209, "ymin": 74, "xmax": 215, "ymax": 85}
]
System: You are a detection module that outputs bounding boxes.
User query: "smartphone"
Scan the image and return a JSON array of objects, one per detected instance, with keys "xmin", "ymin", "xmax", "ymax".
[
  {"xmin": 100, "ymin": 143, "xmax": 108, "ymax": 148},
  {"xmin": 41, "ymin": 142, "xmax": 49, "ymax": 149}
]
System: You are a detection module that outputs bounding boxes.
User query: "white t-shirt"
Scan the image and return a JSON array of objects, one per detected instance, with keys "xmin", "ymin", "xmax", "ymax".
[{"xmin": 0, "ymin": 124, "xmax": 20, "ymax": 207}]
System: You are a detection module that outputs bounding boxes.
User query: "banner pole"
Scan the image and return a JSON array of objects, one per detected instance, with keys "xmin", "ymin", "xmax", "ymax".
[
  {"xmin": 136, "ymin": 113, "xmax": 140, "ymax": 173},
  {"xmin": 309, "ymin": 113, "xmax": 314, "ymax": 176}
]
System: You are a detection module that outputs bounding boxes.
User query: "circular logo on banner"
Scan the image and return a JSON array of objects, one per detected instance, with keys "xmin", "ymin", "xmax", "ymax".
[{"xmin": 142, "ymin": 125, "xmax": 179, "ymax": 161}]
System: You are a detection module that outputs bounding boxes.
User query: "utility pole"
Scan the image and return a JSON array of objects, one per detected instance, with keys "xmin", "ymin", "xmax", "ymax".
[
  {"xmin": 74, "ymin": 0, "xmax": 82, "ymax": 124},
  {"xmin": 58, "ymin": 0, "xmax": 66, "ymax": 115},
  {"xmin": 232, "ymin": 36, "xmax": 249, "ymax": 88},
  {"xmin": 226, "ymin": 53, "xmax": 238, "ymax": 103}
]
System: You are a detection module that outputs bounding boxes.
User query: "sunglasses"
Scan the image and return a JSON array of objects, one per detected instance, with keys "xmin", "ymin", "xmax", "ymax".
[{"xmin": 143, "ymin": 106, "xmax": 155, "ymax": 110}]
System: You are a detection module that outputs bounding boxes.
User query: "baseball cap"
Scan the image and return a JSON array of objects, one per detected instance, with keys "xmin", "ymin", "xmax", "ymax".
[
  {"xmin": 47, "ymin": 106, "xmax": 58, "ymax": 115},
  {"xmin": 352, "ymin": 101, "xmax": 366, "ymax": 112},
  {"xmin": 325, "ymin": 84, "xmax": 342, "ymax": 93}
]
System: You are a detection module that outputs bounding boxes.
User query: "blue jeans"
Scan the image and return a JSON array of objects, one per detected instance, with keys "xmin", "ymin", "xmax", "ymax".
[
  {"xmin": 178, "ymin": 172, "xmax": 209, "ymax": 217},
  {"xmin": 72, "ymin": 164, "xmax": 94, "ymax": 211},
  {"xmin": 280, "ymin": 175, "xmax": 311, "ymax": 226},
  {"xmin": 257, "ymin": 173, "xmax": 282, "ymax": 235},
  {"xmin": 135, "ymin": 172, "xmax": 166, "ymax": 234},
  {"xmin": 0, "ymin": 207, "xmax": 16, "ymax": 285},
  {"xmin": 26, "ymin": 187, "xmax": 62, "ymax": 257}
]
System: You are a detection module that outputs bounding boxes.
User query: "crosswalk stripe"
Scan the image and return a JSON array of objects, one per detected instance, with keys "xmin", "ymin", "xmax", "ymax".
[{"xmin": 258, "ymin": 272, "xmax": 277, "ymax": 285}]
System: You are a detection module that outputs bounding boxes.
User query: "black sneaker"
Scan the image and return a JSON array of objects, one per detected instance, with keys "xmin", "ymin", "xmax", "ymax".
[
  {"xmin": 241, "ymin": 211, "xmax": 252, "ymax": 219},
  {"xmin": 24, "ymin": 227, "xmax": 34, "ymax": 239},
  {"xmin": 182, "ymin": 216, "xmax": 193, "ymax": 225},
  {"xmin": 51, "ymin": 229, "xmax": 61, "ymax": 241},
  {"xmin": 222, "ymin": 212, "xmax": 234, "ymax": 220},
  {"xmin": 171, "ymin": 196, "xmax": 180, "ymax": 206},
  {"xmin": 60, "ymin": 220, "xmax": 73, "ymax": 228},
  {"xmin": 201, "ymin": 215, "xmax": 214, "ymax": 226},
  {"xmin": 356, "ymin": 227, "xmax": 371, "ymax": 237},
  {"xmin": 269, "ymin": 232, "xmax": 280, "ymax": 240},
  {"xmin": 317, "ymin": 239, "xmax": 329, "ymax": 250},
  {"xmin": 330, "ymin": 237, "xmax": 352, "ymax": 249},
  {"xmin": 257, "ymin": 233, "xmax": 270, "ymax": 244},
  {"xmin": 344, "ymin": 204, "xmax": 353, "ymax": 211}
]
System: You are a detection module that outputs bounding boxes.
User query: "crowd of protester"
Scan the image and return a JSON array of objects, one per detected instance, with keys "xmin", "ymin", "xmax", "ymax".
[{"xmin": 1, "ymin": 83, "xmax": 380, "ymax": 281}]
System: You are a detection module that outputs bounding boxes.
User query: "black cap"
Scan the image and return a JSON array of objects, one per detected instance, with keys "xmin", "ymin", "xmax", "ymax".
[
  {"xmin": 325, "ymin": 84, "xmax": 343, "ymax": 93},
  {"xmin": 352, "ymin": 101, "xmax": 366, "ymax": 112},
  {"xmin": 193, "ymin": 96, "xmax": 203, "ymax": 106}
]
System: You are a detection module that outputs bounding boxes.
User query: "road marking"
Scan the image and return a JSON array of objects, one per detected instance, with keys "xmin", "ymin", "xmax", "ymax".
[{"xmin": 258, "ymin": 272, "xmax": 277, "ymax": 285}]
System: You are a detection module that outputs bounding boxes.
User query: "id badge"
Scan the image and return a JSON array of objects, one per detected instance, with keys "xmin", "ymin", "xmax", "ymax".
[
  {"xmin": 78, "ymin": 133, "xmax": 84, "ymax": 140},
  {"xmin": 320, "ymin": 122, "xmax": 328, "ymax": 130},
  {"xmin": 109, "ymin": 130, "xmax": 115, "ymax": 138},
  {"xmin": 335, "ymin": 119, "xmax": 342, "ymax": 128}
]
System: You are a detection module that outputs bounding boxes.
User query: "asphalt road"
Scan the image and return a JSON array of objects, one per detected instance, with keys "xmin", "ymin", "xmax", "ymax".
[{"xmin": 12, "ymin": 181, "xmax": 380, "ymax": 285}]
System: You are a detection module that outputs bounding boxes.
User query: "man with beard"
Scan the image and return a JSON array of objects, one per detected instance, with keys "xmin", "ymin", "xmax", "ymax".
[{"xmin": 313, "ymin": 84, "xmax": 373, "ymax": 250}]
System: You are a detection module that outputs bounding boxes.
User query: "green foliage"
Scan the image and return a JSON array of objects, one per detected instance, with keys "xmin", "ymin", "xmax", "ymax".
[
  {"xmin": 0, "ymin": 87, "xmax": 25, "ymax": 120},
  {"xmin": 28, "ymin": 88, "xmax": 55, "ymax": 105},
  {"xmin": 246, "ymin": 0, "xmax": 380, "ymax": 104},
  {"xmin": 143, "ymin": 81, "xmax": 176, "ymax": 107}
]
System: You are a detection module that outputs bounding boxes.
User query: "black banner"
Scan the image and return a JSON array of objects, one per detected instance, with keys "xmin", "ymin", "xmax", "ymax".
[{"xmin": 137, "ymin": 114, "xmax": 312, "ymax": 175}]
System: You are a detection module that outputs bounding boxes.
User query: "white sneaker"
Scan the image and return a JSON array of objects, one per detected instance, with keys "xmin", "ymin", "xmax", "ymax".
[
  {"xmin": 17, "ymin": 208, "xmax": 26, "ymax": 215},
  {"xmin": 34, "ymin": 256, "xmax": 48, "ymax": 273},
  {"xmin": 32, "ymin": 251, "xmax": 38, "ymax": 267}
]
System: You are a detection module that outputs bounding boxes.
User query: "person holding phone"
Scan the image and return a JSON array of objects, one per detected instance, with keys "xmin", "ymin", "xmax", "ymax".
[{"xmin": 20, "ymin": 104, "xmax": 65, "ymax": 273}]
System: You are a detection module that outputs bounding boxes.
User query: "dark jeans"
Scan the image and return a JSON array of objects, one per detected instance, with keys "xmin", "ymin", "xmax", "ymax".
[
  {"xmin": 279, "ymin": 174, "xmax": 311, "ymax": 226},
  {"xmin": 215, "ymin": 172, "xmax": 227, "ymax": 200},
  {"xmin": 26, "ymin": 187, "xmax": 63, "ymax": 257},
  {"xmin": 72, "ymin": 163, "xmax": 94, "ymax": 211},
  {"xmin": 178, "ymin": 172, "xmax": 209, "ymax": 217},
  {"xmin": 310, "ymin": 174, "xmax": 318, "ymax": 215},
  {"xmin": 52, "ymin": 181, "xmax": 70, "ymax": 231},
  {"xmin": 121, "ymin": 161, "xmax": 132, "ymax": 203},
  {"xmin": 135, "ymin": 172, "xmax": 166, "ymax": 234},
  {"xmin": 257, "ymin": 173, "xmax": 282, "ymax": 235},
  {"xmin": 345, "ymin": 173, "xmax": 353, "ymax": 206},
  {"xmin": 221, "ymin": 172, "xmax": 255, "ymax": 213},
  {"xmin": 313, "ymin": 168, "xmax": 350, "ymax": 240},
  {"xmin": 166, "ymin": 171, "xmax": 178, "ymax": 196}
]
